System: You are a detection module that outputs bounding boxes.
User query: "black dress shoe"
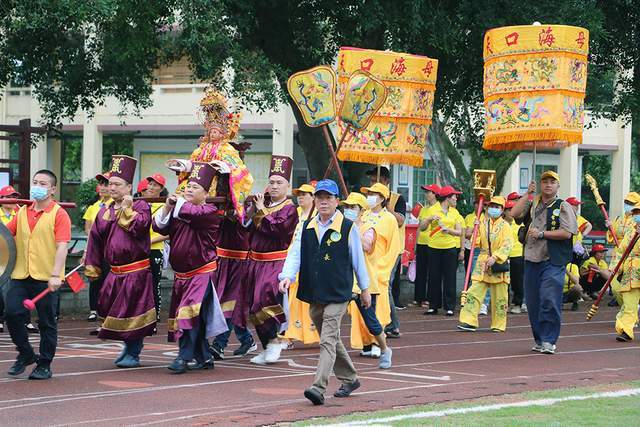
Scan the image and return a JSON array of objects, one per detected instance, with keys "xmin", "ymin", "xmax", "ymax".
[
  {"xmin": 188, "ymin": 358, "xmax": 215, "ymax": 370},
  {"xmin": 334, "ymin": 379, "xmax": 361, "ymax": 397},
  {"xmin": 28, "ymin": 365, "xmax": 52, "ymax": 380},
  {"xmin": 167, "ymin": 358, "xmax": 188, "ymax": 374},
  {"xmin": 304, "ymin": 387, "xmax": 325, "ymax": 405},
  {"xmin": 8, "ymin": 354, "xmax": 38, "ymax": 376}
]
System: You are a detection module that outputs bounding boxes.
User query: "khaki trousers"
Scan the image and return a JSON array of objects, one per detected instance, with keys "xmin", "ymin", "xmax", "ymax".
[{"xmin": 309, "ymin": 302, "xmax": 357, "ymax": 394}]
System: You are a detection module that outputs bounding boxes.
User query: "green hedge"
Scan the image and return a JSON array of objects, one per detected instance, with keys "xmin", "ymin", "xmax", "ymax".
[{"xmin": 69, "ymin": 178, "xmax": 99, "ymax": 229}]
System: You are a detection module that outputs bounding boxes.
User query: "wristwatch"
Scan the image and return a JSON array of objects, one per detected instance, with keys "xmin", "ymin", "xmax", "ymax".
[{"xmin": 538, "ymin": 231, "xmax": 544, "ymax": 240}]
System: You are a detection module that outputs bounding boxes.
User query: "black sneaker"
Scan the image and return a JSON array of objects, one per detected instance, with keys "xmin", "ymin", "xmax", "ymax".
[
  {"xmin": 188, "ymin": 358, "xmax": 215, "ymax": 370},
  {"xmin": 304, "ymin": 387, "xmax": 325, "ymax": 405},
  {"xmin": 26, "ymin": 323, "xmax": 38, "ymax": 333},
  {"xmin": 395, "ymin": 304, "xmax": 407, "ymax": 310},
  {"xmin": 333, "ymin": 379, "xmax": 361, "ymax": 397},
  {"xmin": 210, "ymin": 343, "xmax": 224, "ymax": 360},
  {"xmin": 457, "ymin": 323, "xmax": 477, "ymax": 332},
  {"xmin": 8, "ymin": 354, "xmax": 38, "ymax": 376},
  {"xmin": 28, "ymin": 364, "xmax": 52, "ymax": 380},
  {"xmin": 385, "ymin": 329, "xmax": 401, "ymax": 339},
  {"xmin": 233, "ymin": 341, "xmax": 258, "ymax": 356},
  {"xmin": 424, "ymin": 308, "xmax": 438, "ymax": 315},
  {"xmin": 607, "ymin": 299, "xmax": 619, "ymax": 307},
  {"xmin": 616, "ymin": 331, "xmax": 632, "ymax": 342}
]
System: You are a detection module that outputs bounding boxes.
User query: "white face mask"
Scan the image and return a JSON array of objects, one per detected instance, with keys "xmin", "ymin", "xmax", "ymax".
[
  {"xmin": 366, "ymin": 195, "xmax": 379, "ymax": 208},
  {"xmin": 343, "ymin": 208, "xmax": 359, "ymax": 222}
]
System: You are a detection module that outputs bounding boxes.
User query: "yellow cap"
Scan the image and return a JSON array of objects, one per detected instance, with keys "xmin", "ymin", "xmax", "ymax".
[
  {"xmin": 489, "ymin": 196, "xmax": 506, "ymax": 208},
  {"xmin": 341, "ymin": 192, "xmax": 368, "ymax": 210},
  {"xmin": 624, "ymin": 192, "xmax": 640, "ymax": 205},
  {"xmin": 292, "ymin": 184, "xmax": 315, "ymax": 196},
  {"xmin": 540, "ymin": 170, "xmax": 560, "ymax": 182},
  {"xmin": 360, "ymin": 182, "xmax": 390, "ymax": 199}
]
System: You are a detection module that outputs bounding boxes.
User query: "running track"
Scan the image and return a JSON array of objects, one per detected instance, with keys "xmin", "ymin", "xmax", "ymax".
[{"xmin": 0, "ymin": 306, "xmax": 637, "ymax": 426}]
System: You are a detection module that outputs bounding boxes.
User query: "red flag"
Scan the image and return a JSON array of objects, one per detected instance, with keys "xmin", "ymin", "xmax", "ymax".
[{"xmin": 65, "ymin": 271, "xmax": 86, "ymax": 293}]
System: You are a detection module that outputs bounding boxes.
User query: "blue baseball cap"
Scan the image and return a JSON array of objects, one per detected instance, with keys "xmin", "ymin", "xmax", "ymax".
[{"xmin": 314, "ymin": 179, "xmax": 340, "ymax": 197}]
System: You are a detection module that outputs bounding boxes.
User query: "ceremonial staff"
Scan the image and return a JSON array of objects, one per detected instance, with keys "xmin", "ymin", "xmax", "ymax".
[
  {"xmin": 586, "ymin": 231, "xmax": 640, "ymax": 320},
  {"xmin": 585, "ymin": 174, "xmax": 619, "ymax": 247},
  {"xmin": 0, "ymin": 198, "xmax": 76, "ymax": 209},
  {"xmin": 460, "ymin": 170, "xmax": 496, "ymax": 306}
]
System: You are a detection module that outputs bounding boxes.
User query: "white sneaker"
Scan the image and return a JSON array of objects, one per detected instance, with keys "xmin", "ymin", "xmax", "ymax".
[
  {"xmin": 521, "ymin": 304, "xmax": 528, "ymax": 313},
  {"xmin": 281, "ymin": 340, "xmax": 294, "ymax": 350},
  {"xmin": 509, "ymin": 305, "xmax": 522, "ymax": 314},
  {"xmin": 250, "ymin": 351, "xmax": 267, "ymax": 365},
  {"xmin": 264, "ymin": 342, "xmax": 282, "ymax": 363},
  {"xmin": 370, "ymin": 345, "xmax": 381, "ymax": 358},
  {"xmin": 379, "ymin": 348, "xmax": 393, "ymax": 369},
  {"xmin": 479, "ymin": 304, "xmax": 488, "ymax": 315}
]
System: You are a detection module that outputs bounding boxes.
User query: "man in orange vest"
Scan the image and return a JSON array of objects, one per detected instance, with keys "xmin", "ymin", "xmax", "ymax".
[{"xmin": 4, "ymin": 170, "xmax": 71, "ymax": 379}]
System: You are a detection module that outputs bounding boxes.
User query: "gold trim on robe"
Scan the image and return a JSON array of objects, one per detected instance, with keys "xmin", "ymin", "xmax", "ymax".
[
  {"xmin": 84, "ymin": 264, "xmax": 102, "ymax": 279},
  {"xmin": 101, "ymin": 308, "xmax": 157, "ymax": 332},
  {"xmin": 250, "ymin": 304, "xmax": 284, "ymax": 325}
]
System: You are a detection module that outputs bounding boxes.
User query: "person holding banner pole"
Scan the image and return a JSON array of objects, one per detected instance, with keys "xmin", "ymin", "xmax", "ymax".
[{"xmin": 4, "ymin": 170, "xmax": 71, "ymax": 380}]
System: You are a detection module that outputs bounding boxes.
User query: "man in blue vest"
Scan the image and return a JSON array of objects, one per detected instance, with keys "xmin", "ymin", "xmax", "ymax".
[
  {"xmin": 279, "ymin": 179, "xmax": 371, "ymax": 405},
  {"xmin": 511, "ymin": 171, "xmax": 577, "ymax": 355}
]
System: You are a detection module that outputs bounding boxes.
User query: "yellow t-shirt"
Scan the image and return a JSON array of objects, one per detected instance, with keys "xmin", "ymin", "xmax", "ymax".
[
  {"xmin": 150, "ymin": 202, "xmax": 165, "ymax": 250},
  {"xmin": 564, "ymin": 263, "xmax": 580, "ymax": 293},
  {"xmin": 82, "ymin": 199, "xmax": 111, "ymax": 223},
  {"xmin": 581, "ymin": 256, "xmax": 608, "ymax": 272},
  {"xmin": 508, "ymin": 220, "xmax": 524, "ymax": 257},
  {"xmin": 0, "ymin": 208, "xmax": 16, "ymax": 225},
  {"xmin": 451, "ymin": 207, "xmax": 464, "ymax": 249},
  {"xmin": 574, "ymin": 215, "xmax": 589, "ymax": 244},
  {"xmin": 426, "ymin": 203, "xmax": 461, "ymax": 250},
  {"xmin": 416, "ymin": 202, "xmax": 439, "ymax": 245}
]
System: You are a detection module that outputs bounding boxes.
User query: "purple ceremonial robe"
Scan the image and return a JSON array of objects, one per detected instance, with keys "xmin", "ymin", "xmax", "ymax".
[
  {"xmin": 215, "ymin": 217, "xmax": 251, "ymax": 327},
  {"xmin": 84, "ymin": 200, "xmax": 156, "ymax": 341},
  {"xmin": 153, "ymin": 201, "xmax": 227, "ymax": 342},
  {"xmin": 246, "ymin": 200, "xmax": 298, "ymax": 335}
]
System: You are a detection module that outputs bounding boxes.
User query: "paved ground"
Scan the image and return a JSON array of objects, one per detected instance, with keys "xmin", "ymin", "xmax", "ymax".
[{"xmin": 0, "ymin": 305, "xmax": 638, "ymax": 426}]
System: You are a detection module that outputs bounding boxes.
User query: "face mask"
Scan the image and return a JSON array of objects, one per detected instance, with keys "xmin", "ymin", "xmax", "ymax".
[
  {"xmin": 30, "ymin": 186, "xmax": 49, "ymax": 201},
  {"xmin": 343, "ymin": 208, "xmax": 358, "ymax": 222},
  {"xmin": 366, "ymin": 195, "xmax": 380, "ymax": 208},
  {"xmin": 624, "ymin": 204, "xmax": 633, "ymax": 214},
  {"xmin": 634, "ymin": 214, "xmax": 640, "ymax": 224},
  {"xmin": 487, "ymin": 207, "xmax": 503, "ymax": 219}
]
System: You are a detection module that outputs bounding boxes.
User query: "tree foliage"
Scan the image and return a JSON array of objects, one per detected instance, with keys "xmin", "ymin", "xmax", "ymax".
[{"xmin": 0, "ymin": 0, "xmax": 637, "ymax": 193}]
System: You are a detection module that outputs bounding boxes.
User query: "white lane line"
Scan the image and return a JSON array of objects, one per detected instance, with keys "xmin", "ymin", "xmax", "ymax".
[
  {"xmin": 412, "ymin": 368, "xmax": 486, "ymax": 377},
  {"xmin": 376, "ymin": 371, "xmax": 450, "ymax": 381},
  {"xmin": 315, "ymin": 388, "xmax": 640, "ymax": 426},
  {"xmin": 356, "ymin": 375, "xmax": 429, "ymax": 385},
  {"xmin": 0, "ymin": 372, "xmax": 314, "ymax": 409}
]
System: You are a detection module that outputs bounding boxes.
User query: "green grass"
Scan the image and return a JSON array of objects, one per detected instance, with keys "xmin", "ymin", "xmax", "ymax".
[{"xmin": 294, "ymin": 381, "xmax": 640, "ymax": 426}]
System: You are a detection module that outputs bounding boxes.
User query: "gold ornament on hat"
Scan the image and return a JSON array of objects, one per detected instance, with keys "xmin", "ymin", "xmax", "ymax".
[{"xmin": 198, "ymin": 87, "xmax": 242, "ymax": 140}]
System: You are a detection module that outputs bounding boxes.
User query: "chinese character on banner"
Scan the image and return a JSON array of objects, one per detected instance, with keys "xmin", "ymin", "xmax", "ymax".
[
  {"xmin": 421, "ymin": 61, "xmax": 434, "ymax": 76},
  {"xmin": 576, "ymin": 31, "xmax": 586, "ymax": 48},
  {"xmin": 538, "ymin": 26, "xmax": 555, "ymax": 47},
  {"xmin": 390, "ymin": 57, "xmax": 407, "ymax": 76},
  {"xmin": 360, "ymin": 58, "xmax": 374, "ymax": 71},
  {"xmin": 505, "ymin": 32, "xmax": 519, "ymax": 46},
  {"xmin": 485, "ymin": 36, "xmax": 494, "ymax": 54}
]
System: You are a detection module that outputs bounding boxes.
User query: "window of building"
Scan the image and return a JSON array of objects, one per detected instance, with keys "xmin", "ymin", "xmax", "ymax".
[{"xmin": 411, "ymin": 159, "xmax": 436, "ymax": 205}]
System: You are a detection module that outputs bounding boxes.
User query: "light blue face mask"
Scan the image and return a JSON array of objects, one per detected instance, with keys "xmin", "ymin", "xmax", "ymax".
[
  {"xmin": 634, "ymin": 214, "xmax": 640, "ymax": 224},
  {"xmin": 624, "ymin": 203, "xmax": 633, "ymax": 214},
  {"xmin": 30, "ymin": 186, "xmax": 48, "ymax": 201},
  {"xmin": 343, "ymin": 208, "xmax": 358, "ymax": 222},
  {"xmin": 487, "ymin": 207, "xmax": 503, "ymax": 219}
]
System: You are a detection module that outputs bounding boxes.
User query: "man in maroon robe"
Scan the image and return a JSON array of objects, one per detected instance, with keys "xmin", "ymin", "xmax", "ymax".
[
  {"xmin": 84, "ymin": 155, "xmax": 156, "ymax": 368},
  {"xmin": 245, "ymin": 155, "xmax": 298, "ymax": 365},
  {"xmin": 153, "ymin": 162, "xmax": 228, "ymax": 373}
]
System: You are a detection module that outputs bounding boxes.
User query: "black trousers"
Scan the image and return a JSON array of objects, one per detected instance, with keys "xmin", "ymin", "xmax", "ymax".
[
  {"xmin": 580, "ymin": 275, "xmax": 606, "ymax": 295},
  {"xmin": 5, "ymin": 278, "xmax": 58, "ymax": 365},
  {"xmin": 427, "ymin": 247, "xmax": 458, "ymax": 311},
  {"xmin": 510, "ymin": 256, "xmax": 524, "ymax": 306},
  {"xmin": 391, "ymin": 256, "xmax": 402, "ymax": 306},
  {"xmin": 150, "ymin": 249, "xmax": 164, "ymax": 317},
  {"xmin": 414, "ymin": 244, "xmax": 430, "ymax": 304}
]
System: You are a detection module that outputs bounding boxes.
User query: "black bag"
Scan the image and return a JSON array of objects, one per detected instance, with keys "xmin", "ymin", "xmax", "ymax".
[
  {"xmin": 488, "ymin": 220, "xmax": 510, "ymax": 273},
  {"xmin": 517, "ymin": 205, "xmax": 532, "ymax": 245}
]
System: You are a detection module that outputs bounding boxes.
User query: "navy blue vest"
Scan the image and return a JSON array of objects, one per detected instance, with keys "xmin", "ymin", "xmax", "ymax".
[
  {"xmin": 297, "ymin": 214, "xmax": 354, "ymax": 304},
  {"xmin": 545, "ymin": 199, "xmax": 573, "ymax": 266}
]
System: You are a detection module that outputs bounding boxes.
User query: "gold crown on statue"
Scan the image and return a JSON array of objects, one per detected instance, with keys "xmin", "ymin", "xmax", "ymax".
[{"xmin": 199, "ymin": 87, "xmax": 242, "ymax": 139}]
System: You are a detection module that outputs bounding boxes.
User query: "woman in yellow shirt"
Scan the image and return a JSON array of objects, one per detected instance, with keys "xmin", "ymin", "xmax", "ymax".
[
  {"xmin": 282, "ymin": 183, "xmax": 320, "ymax": 346},
  {"xmin": 458, "ymin": 196, "xmax": 513, "ymax": 331},
  {"xmin": 606, "ymin": 192, "xmax": 640, "ymax": 245},
  {"xmin": 415, "ymin": 184, "xmax": 440, "ymax": 307},
  {"xmin": 579, "ymin": 244, "xmax": 610, "ymax": 299},
  {"xmin": 504, "ymin": 200, "xmax": 525, "ymax": 313},
  {"xmin": 424, "ymin": 186, "xmax": 463, "ymax": 316}
]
